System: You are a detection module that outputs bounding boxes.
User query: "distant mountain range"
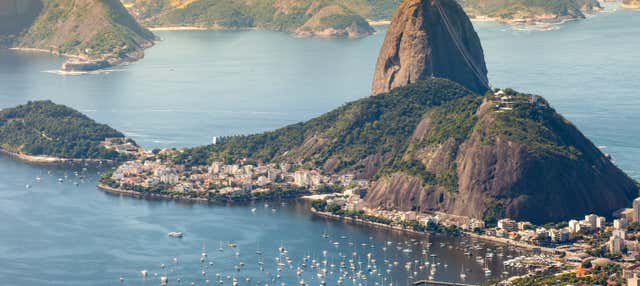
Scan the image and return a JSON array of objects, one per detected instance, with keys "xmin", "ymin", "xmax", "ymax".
[
  {"xmin": 461, "ymin": 0, "xmax": 603, "ymax": 23},
  {"xmin": 122, "ymin": 0, "xmax": 604, "ymax": 33},
  {"xmin": 121, "ymin": 0, "xmax": 387, "ymax": 38}
]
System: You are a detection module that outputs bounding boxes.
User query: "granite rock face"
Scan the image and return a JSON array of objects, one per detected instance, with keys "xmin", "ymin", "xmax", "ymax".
[
  {"xmin": 371, "ymin": 0, "xmax": 489, "ymax": 95},
  {"xmin": 364, "ymin": 94, "xmax": 638, "ymax": 224}
]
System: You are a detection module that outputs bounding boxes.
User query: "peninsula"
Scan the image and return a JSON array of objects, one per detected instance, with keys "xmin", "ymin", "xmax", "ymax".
[
  {"xmin": 0, "ymin": 101, "xmax": 140, "ymax": 163},
  {"xmin": 122, "ymin": 0, "xmax": 375, "ymax": 38},
  {"xmin": 0, "ymin": 0, "xmax": 155, "ymax": 72},
  {"xmin": 462, "ymin": 0, "xmax": 603, "ymax": 26}
]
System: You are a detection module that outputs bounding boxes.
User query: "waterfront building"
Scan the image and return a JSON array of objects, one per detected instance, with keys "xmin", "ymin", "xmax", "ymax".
[
  {"xmin": 596, "ymin": 216, "xmax": 606, "ymax": 228},
  {"xmin": 346, "ymin": 199, "xmax": 364, "ymax": 212},
  {"xmin": 497, "ymin": 218, "xmax": 517, "ymax": 232},
  {"xmin": 400, "ymin": 212, "xmax": 417, "ymax": 222},
  {"xmin": 421, "ymin": 216, "xmax": 439, "ymax": 227},
  {"xmin": 326, "ymin": 198, "xmax": 346, "ymax": 207},
  {"xmin": 293, "ymin": 171, "xmax": 311, "ymax": 187}
]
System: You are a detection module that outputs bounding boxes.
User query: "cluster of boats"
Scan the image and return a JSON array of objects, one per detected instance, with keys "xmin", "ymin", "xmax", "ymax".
[
  {"xmin": 118, "ymin": 229, "xmax": 524, "ymax": 285},
  {"xmin": 24, "ymin": 168, "xmax": 91, "ymax": 190}
]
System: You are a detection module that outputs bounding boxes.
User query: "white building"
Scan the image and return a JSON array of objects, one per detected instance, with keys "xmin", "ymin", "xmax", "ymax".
[
  {"xmin": 614, "ymin": 218, "xmax": 628, "ymax": 230},
  {"xmin": 584, "ymin": 214, "xmax": 598, "ymax": 228},
  {"xmin": 596, "ymin": 216, "xmax": 606, "ymax": 229},
  {"xmin": 400, "ymin": 212, "xmax": 417, "ymax": 222},
  {"xmin": 293, "ymin": 171, "xmax": 311, "ymax": 187},
  {"xmin": 550, "ymin": 229, "xmax": 570, "ymax": 243},
  {"xmin": 609, "ymin": 235, "xmax": 625, "ymax": 254},
  {"xmin": 497, "ymin": 219, "xmax": 517, "ymax": 232},
  {"xmin": 568, "ymin": 219, "xmax": 580, "ymax": 233},
  {"xmin": 612, "ymin": 229, "xmax": 627, "ymax": 240},
  {"xmin": 634, "ymin": 198, "xmax": 640, "ymax": 223},
  {"xmin": 629, "ymin": 274, "xmax": 640, "ymax": 286}
]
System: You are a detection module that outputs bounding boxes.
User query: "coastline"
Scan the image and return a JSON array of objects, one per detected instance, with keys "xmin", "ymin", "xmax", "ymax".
[
  {"xmin": 96, "ymin": 183, "xmax": 561, "ymax": 255},
  {"xmin": 310, "ymin": 208, "xmax": 428, "ymax": 235},
  {"xmin": 0, "ymin": 148, "xmax": 113, "ymax": 165},
  {"xmin": 310, "ymin": 208, "xmax": 557, "ymax": 254},
  {"xmin": 97, "ymin": 183, "xmax": 209, "ymax": 203},
  {"xmin": 8, "ymin": 47, "xmax": 84, "ymax": 60},
  {"xmin": 148, "ymin": 26, "xmax": 209, "ymax": 31},
  {"xmin": 7, "ymin": 41, "xmax": 154, "ymax": 72}
]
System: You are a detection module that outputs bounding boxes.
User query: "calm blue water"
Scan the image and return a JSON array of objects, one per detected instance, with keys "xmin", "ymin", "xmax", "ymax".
[{"xmin": 0, "ymin": 5, "xmax": 639, "ymax": 285}]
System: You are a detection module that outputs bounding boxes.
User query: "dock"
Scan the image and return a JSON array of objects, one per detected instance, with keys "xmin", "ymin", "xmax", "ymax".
[{"xmin": 413, "ymin": 280, "xmax": 479, "ymax": 286}]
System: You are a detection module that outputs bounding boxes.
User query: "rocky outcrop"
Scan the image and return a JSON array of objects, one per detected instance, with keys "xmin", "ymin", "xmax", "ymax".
[
  {"xmin": 7, "ymin": 0, "xmax": 155, "ymax": 71},
  {"xmin": 371, "ymin": 0, "xmax": 489, "ymax": 96},
  {"xmin": 364, "ymin": 91, "xmax": 638, "ymax": 224}
]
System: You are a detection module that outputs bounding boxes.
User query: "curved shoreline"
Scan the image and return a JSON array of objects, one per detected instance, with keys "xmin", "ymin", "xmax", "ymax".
[
  {"xmin": 7, "ymin": 41, "xmax": 154, "ymax": 72},
  {"xmin": 97, "ymin": 183, "xmax": 209, "ymax": 203},
  {"xmin": 0, "ymin": 148, "xmax": 113, "ymax": 165},
  {"xmin": 311, "ymin": 208, "xmax": 556, "ymax": 254},
  {"xmin": 311, "ymin": 208, "xmax": 428, "ymax": 235},
  {"xmin": 7, "ymin": 47, "xmax": 84, "ymax": 59}
]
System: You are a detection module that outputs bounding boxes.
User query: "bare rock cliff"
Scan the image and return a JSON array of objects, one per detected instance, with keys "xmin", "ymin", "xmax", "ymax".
[
  {"xmin": 371, "ymin": 0, "xmax": 489, "ymax": 96},
  {"xmin": 364, "ymin": 93, "xmax": 638, "ymax": 224}
]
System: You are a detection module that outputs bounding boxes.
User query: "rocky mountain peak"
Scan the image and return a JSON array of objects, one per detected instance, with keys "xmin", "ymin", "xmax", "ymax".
[{"xmin": 371, "ymin": 0, "xmax": 490, "ymax": 95}]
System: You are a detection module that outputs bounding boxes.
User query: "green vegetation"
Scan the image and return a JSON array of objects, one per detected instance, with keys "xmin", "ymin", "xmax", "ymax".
[
  {"xmin": 509, "ymin": 264, "xmax": 623, "ymax": 286},
  {"xmin": 170, "ymin": 77, "xmax": 606, "ymax": 202},
  {"xmin": 100, "ymin": 171, "xmax": 310, "ymax": 202},
  {"xmin": 462, "ymin": 0, "xmax": 601, "ymax": 20},
  {"xmin": 395, "ymin": 95, "xmax": 483, "ymax": 191},
  {"xmin": 341, "ymin": 0, "xmax": 402, "ymax": 20},
  {"xmin": 0, "ymin": 101, "xmax": 130, "ymax": 160},
  {"xmin": 484, "ymin": 90, "xmax": 582, "ymax": 159},
  {"xmin": 126, "ymin": 0, "xmax": 374, "ymax": 36},
  {"xmin": 16, "ymin": 0, "xmax": 154, "ymax": 60},
  {"xmin": 173, "ymin": 79, "xmax": 476, "ymax": 173}
]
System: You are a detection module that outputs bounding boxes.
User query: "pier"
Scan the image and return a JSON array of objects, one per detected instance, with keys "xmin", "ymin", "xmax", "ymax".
[{"xmin": 413, "ymin": 280, "xmax": 479, "ymax": 286}]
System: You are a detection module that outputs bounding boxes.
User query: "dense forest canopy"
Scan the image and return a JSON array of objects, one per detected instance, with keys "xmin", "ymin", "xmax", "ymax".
[{"xmin": 0, "ymin": 100, "xmax": 131, "ymax": 159}]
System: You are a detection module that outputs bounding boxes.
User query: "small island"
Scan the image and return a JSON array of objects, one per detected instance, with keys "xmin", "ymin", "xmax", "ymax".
[
  {"xmin": 0, "ymin": 101, "xmax": 140, "ymax": 164},
  {"xmin": 462, "ymin": 0, "xmax": 603, "ymax": 27},
  {"xmin": 1, "ymin": 0, "xmax": 155, "ymax": 72}
]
